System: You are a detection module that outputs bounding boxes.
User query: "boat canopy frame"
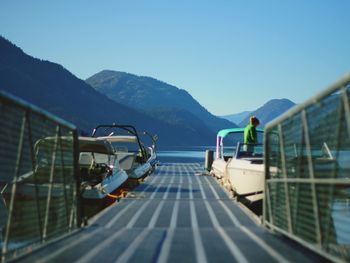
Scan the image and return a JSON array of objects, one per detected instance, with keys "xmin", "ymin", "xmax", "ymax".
[
  {"xmin": 91, "ymin": 124, "xmax": 148, "ymax": 162},
  {"xmin": 216, "ymin": 127, "xmax": 264, "ymax": 159}
]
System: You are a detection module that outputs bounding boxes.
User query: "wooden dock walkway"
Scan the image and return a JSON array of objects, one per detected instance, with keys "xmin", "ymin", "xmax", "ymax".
[{"xmin": 19, "ymin": 163, "xmax": 324, "ymax": 263}]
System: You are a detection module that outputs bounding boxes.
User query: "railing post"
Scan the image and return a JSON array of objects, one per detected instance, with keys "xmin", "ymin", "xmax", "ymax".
[
  {"xmin": 301, "ymin": 110, "xmax": 322, "ymax": 245},
  {"xmin": 278, "ymin": 124, "xmax": 293, "ymax": 233},
  {"xmin": 341, "ymin": 86, "xmax": 350, "ymax": 142},
  {"xmin": 73, "ymin": 129, "xmax": 82, "ymax": 228},
  {"xmin": 42, "ymin": 126, "xmax": 60, "ymax": 242},
  {"xmin": 57, "ymin": 129, "xmax": 70, "ymax": 228},
  {"xmin": 1, "ymin": 112, "xmax": 26, "ymax": 262},
  {"xmin": 26, "ymin": 111, "xmax": 44, "ymax": 242},
  {"xmin": 263, "ymin": 131, "xmax": 268, "ymax": 225},
  {"xmin": 323, "ymin": 89, "xmax": 343, "ymax": 246}
]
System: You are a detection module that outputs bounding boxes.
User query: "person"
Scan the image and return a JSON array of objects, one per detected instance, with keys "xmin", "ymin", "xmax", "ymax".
[{"xmin": 244, "ymin": 116, "xmax": 260, "ymax": 153}]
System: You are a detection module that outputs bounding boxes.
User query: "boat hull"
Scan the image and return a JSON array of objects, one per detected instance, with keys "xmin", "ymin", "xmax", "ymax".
[
  {"xmin": 128, "ymin": 162, "xmax": 152, "ymax": 179},
  {"xmin": 211, "ymin": 159, "xmax": 227, "ymax": 179},
  {"xmin": 227, "ymin": 159, "xmax": 264, "ymax": 201},
  {"xmin": 211, "ymin": 158, "xmax": 264, "ymax": 202},
  {"xmin": 82, "ymin": 170, "xmax": 128, "ymax": 199}
]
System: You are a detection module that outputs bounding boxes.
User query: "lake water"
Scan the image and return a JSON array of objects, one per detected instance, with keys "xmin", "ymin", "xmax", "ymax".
[{"xmin": 156, "ymin": 146, "xmax": 216, "ymax": 164}]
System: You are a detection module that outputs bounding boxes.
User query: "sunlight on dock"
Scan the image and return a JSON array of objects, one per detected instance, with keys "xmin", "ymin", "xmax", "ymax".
[{"xmin": 12, "ymin": 163, "xmax": 322, "ymax": 263}]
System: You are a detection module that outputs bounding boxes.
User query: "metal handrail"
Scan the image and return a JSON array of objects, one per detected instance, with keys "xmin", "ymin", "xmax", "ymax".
[
  {"xmin": 0, "ymin": 91, "xmax": 80, "ymax": 262},
  {"xmin": 263, "ymin": 73, "xmax": 350, "ymax": 262}
]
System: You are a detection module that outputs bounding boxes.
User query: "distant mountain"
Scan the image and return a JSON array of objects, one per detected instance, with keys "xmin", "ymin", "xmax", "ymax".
[
  {"xmin": 145, "ymin": 107, "xmax": 215, "ymax": 139},
  {"xmin": 221, "ymin": 111, "xmax": 252, "ymax": 124},
  {"xmin": 86, "ymin": 70, "xmax": 238, "ymax": 134},
  {"xmin": 0, "ymin": 36, "xmax": 214, "ymax": 146},
  {"xmin": 238, "ymin": 99, "xmax": 296, "ymax": 127}
]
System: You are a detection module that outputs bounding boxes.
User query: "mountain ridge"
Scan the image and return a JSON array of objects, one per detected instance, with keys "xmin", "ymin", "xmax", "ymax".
[
  {"xmin": 86, "ymin": 70, "xmax": 238, "ymax": 134},
  {"xmin": 221, "ymin": 111, "xmax": 252, "ymax": 124},
  {"xmin": 238, "ymin": 98, "xmax": 296, "ymax": 127},
  {"xmin": 0, "ymin": 36, "xmax": 296, "ymax": 146},
  {"xmin": 0, "ymin": 36, "xmax": 214, "ymax": 146}
]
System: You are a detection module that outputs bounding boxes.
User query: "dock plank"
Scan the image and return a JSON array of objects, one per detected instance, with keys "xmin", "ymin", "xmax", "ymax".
[{"xmin": 19, "ymin": 163, "xmax": 325, "ymax": 263}]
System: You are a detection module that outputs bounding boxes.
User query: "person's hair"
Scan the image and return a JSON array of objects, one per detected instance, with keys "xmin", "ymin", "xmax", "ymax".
[{"xmin": 250, "ymin": 116, "xmax": 260, "ymax": 125}]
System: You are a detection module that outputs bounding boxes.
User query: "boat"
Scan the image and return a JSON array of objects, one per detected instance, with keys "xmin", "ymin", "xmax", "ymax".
[
  {"xmin": 91, "ymin": 124, "xmax": 158, "ymax": 180},
  {"xmin": 78, "ymin": 137, "xmax": 129, "ymax": 199},
  {"xmin": 1, "ymin": 136, "xmax": 129, "ymax": 200},
  {"xmin": 211, "ymin": 128, "xmax": 264, "ymax": 202}
]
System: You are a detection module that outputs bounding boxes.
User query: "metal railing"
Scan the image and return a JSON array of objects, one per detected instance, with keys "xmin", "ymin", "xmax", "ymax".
[
  {"xmin": 0, "ymin": 91, "xmax": 81, "ymax": 262},
  {"xmin": 264, "ymin": 73, "xmax": 350, "ymax": 262}
]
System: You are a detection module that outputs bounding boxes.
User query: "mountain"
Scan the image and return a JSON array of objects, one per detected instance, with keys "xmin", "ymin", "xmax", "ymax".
[
  {"xmin": 85, "ymin": 70, "xmax": 238, "ymax": 134},
  {"xmin": 221, "ymin": 111, "xmax": 252, "ymax": 124},
  {"xmin": 238, "ymin": 99, "xmax": 296, "ymax": 127},
  {"xmin": 0, "ymin": 36, "xmax": 214, "ymax": 146}
]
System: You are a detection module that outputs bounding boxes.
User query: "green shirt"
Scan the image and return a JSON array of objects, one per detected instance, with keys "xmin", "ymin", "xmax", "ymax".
[{"xmin": 244, "ymin": 124, "xmax": 258, "ymax": 144}]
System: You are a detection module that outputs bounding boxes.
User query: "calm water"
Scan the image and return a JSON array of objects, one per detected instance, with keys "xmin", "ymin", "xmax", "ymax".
[{"xmin": 156, "ymin": 146, "xmax": 215, "ymax": 164}]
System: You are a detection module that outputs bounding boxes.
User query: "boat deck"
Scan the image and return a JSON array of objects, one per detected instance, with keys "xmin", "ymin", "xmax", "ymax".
[{"xmin": 19, "ymin": 163, "xmax": 324, "ymax": 263}]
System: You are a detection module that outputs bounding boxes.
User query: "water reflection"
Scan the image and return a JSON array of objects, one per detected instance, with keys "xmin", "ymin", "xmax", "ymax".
[{"xmin": 157, "ymin": 146, "xmax": 215, "ymax": 163}]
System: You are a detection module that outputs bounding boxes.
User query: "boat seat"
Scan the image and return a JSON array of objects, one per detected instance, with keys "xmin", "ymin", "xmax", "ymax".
[
  {"xmin": 117, "ymin": 152, "xmax": 136, "ymax": 171},
  {"xmin": 93, "ymin": 153, "xmax": 116, "ymax": 166},
  {"xmin": 79, "ymin": 152, "xmax": 93, "ymax": 167}
]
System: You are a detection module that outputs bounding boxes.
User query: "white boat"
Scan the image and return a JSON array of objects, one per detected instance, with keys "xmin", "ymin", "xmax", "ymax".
[
  {"xmin": 92, "ymin": 124, "xmax": 158, "ymax": 180},
  {"xmin": 211, "ymin": 128, "xmax": 264, "ymax": 202},
  {"xmin": 1, "ymin": 136, "xmax": 129, "ymax": 201},
  {"xmin": 78, "ymin": 137, "xmax": 128, "ymax": 199}
]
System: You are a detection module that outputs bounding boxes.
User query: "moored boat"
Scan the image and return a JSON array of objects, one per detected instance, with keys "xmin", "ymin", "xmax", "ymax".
[
  {"xmin": 1, "ymin": 136, "xmax": 130, "ymax": 200},
  {"xmin": 78, "ymin": 137, "xmax": 129, "ymax": 199},
  {"xmin": 92, "ymin": 124, "xmax": 158, "ymax": 180},
  {"xmin": 211, "ymin": 128, "xmax": 264, "ymax": 202}
]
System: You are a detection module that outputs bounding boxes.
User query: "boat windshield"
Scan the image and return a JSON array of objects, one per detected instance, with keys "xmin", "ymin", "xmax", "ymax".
[
  {"xmin": 219, "ymin": 131, "xmax": 264, "ymax": 159},
  {"xmin": 236, "ymin": 143, "xmax": 264, "ymax": 158},
  {"xmin": 92, "ymin": 125, "xmax": 147, "ymax": 159},
  {"xmin": 110, "ymin": 141, "xmax": 140, "ymax": 153}
]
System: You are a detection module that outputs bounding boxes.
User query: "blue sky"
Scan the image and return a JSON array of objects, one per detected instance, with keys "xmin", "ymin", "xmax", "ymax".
[{"xmin": 1, "ymin": 1, "xmax": 349, "ymax": 115}]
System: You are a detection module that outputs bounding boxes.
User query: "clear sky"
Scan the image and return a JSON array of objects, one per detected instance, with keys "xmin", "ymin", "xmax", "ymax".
[{"xmin": 1, "ymin": 1, "xmax": 349, "ymax": 115}]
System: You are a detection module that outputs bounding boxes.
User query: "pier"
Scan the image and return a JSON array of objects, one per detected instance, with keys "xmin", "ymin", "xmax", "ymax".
[{"xmin": 14, "ymin": 163, "xmax": 321, "ymax": 262}]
